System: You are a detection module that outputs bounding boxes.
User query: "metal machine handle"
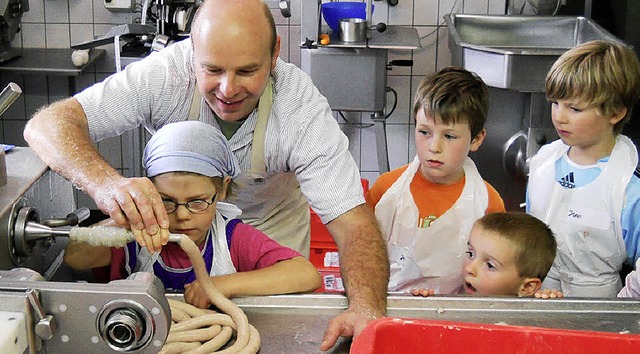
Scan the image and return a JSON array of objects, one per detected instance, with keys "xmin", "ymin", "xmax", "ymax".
[
  {"xmin": 27, "ymin": 289, "xmax": 57, "ymax": 341},
  {"xmin": 41, "ymin": 206, "xmax": 90, "ymax": 228},
  {"xmin": 279, "ymin": 0, "xmax": 291, "ymax": 18}
]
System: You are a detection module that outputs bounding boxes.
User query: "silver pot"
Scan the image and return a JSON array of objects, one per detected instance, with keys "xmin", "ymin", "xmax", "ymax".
[{"xmin": 339, "ymin": 18, "xmax": 367, "ymax": 42}]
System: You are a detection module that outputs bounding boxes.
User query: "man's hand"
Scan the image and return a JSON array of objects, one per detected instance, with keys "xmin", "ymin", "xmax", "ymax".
[
  {"xmin": 23, "ymin": 97, "xmax": 169, "ymax": 253},
  {"xmin": 91, "ymin": 175, "xmax": 170, "ymax": 253},
  {"xmin": 321, "ymin": 204, "xmax": 389, "ymax": 351},
  {"xmin": 320, "ymin": 306, "xmax": 381, "ymax": 351}
]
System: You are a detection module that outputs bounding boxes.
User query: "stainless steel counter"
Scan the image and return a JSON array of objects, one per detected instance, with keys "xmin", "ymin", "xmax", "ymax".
[{"xmin": 168, "ymin": 293, "xmax": 640, "ymax": 353}]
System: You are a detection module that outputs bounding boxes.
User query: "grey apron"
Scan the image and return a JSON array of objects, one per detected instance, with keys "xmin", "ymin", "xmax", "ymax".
[{"xmin": 188, "ymin": 79, "xmax": 310, "ymax": 256}]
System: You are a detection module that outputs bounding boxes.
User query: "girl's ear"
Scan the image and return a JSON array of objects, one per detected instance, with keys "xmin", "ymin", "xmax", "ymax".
[
  {"xmin": 217, "ymin": 176, "xmax": 232, "ymax": 200},
  {"xmin": 518, "ymin": 277, "xmax": 542, "ymax": 297}
]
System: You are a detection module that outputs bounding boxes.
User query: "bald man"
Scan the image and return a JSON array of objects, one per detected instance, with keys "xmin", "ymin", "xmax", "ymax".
[{"xmin": 24, "ymin": 0, "xmax": 389, "ymax": 349}]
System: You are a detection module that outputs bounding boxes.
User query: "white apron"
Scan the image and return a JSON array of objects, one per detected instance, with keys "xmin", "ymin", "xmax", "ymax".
[
  {"xmin": 375, "ymin": 155, "xmax": 488, "ymax": 293},
  {"xmin": 189, "ymin": 79, "xmax": 310, "ymax": 256},
  {"xmin": 529, "ymin": 135, "xmax": 638, "ymax": 297}
]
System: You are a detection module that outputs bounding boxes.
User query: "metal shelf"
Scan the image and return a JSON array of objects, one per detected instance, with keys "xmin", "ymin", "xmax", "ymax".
[{"xmin": 0, "ymin": 48, "xmax": 106, "ymax": 94}]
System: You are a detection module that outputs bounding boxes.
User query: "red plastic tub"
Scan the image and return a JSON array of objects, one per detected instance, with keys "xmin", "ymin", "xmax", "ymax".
[
  {"xmin": 309, "ymin": 178, "xmax": 369, "ymax": 260},
  {"xmin": 351, "ymin": 317, "xmax": 640, "ymax": 354}
]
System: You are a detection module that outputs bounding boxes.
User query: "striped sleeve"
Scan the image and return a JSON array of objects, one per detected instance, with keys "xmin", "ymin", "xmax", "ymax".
[
  {"xmin": 265, "ymin": 60, "xmax": 364, "ymax": 223},
  {"xmin": 75, "ymin": 39, "xmax": 195, "ymax": 141}
]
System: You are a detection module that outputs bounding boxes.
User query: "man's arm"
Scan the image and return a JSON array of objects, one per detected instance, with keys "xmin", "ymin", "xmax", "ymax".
[
  {"xmin": 321, "ymin": 203, "xmax": 389, "ymax": 350},
  {"xmin": 23, "ymin": 98, "xmax": 169, "ymax": 251}
]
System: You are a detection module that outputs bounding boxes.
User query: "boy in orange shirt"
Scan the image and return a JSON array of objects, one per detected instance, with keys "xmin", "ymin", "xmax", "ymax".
[{"xmin": 366, "ymin": 67, "xmax": 505, "ymax": 294}]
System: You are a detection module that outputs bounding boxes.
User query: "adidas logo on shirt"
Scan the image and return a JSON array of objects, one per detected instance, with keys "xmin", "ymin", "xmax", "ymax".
[{"xmin": 558, "ymin": 172, "xmax": 575, "ymax": 188}]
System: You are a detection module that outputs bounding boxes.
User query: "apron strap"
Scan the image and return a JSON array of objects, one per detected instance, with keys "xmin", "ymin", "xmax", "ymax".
[
  {"xmin": 187, "ymin": 78, "xmax": 273, "ymax": 173},
  {"xmin": 188, "ymin": 85, "xmax": 201, "ymax": 120},
  {"xmin": 251, "ymin": 78, "xmax": 272, "ymax": 173}
]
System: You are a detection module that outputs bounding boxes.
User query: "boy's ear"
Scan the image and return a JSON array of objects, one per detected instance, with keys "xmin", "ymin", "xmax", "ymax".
[
  {"xmin": 518, "ymin": 277, "xmax": 542, "ymax": 297},
  {"xmin": 469, "ymin": 129, "xmax": 486, "ymax": 152},
  {"xmin": 608, "ymin": 107, "xmax": 627, "ymax": 125}
]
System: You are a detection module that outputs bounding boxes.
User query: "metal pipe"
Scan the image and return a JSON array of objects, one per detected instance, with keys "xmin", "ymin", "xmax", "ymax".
[
  {"xmin": 366, "ymin": 0, "xmax": 373, "ymax": 38},
  {"xmin": 584, "ymin": 0, "xmax": 592, "ymax": 18},
  {"xmin": 0, "ymin": 82, "xmax": 22, "ymax": 116}
]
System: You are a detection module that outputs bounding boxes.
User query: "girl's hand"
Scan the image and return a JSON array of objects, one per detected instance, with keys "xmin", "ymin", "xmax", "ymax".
[
  {"xmin": 184, "ymin": 280, "xmax": 211, "ymax": 309},
  {"xmin": 410, "ymin": 288, "xmax": 436, "ymax": 297},
  {"xmin": 534, "ymin": 288, "xmax": 564, "ymax": 299}
]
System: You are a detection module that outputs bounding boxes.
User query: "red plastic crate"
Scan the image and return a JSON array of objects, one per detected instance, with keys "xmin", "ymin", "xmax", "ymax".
[
  {"xmin": 351, "ymin": 317, "xmax": 640, "ymax": 354},
  {"xmin": 309, "ymin": 178, "xmax": 370, "ymax": 245},
  {"xmin": 316, "ymin": 267, "xmax": 345, "ymax": 293},
  {"xmin": 309, "ymin": 241, "xmax": 339, "ymax": 269}
]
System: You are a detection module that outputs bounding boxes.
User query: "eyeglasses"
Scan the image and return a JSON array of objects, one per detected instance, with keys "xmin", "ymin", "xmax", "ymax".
[{"xmin": 162, "ymin": 194, "xmax": 217, "ymax": 214}]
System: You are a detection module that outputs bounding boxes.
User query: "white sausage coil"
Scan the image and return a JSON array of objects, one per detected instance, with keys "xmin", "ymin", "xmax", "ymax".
[{"xmin": 158, "ymin": 235, "xmax": 261, "ymax": 353}]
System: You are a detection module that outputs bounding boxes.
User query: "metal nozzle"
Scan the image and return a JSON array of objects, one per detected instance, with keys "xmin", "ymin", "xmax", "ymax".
[
  {"xmin": 23, "ymin": 221, "xmax": 71, "ymax": 242},
  {"xmin": 0, "ymin": 82, "xmax": 22, "ymax": 116}
]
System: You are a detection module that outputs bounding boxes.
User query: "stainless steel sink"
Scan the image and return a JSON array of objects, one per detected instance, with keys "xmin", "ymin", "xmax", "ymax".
[{"xmin": 444, "ymin": 14, "xmax": 624, "ymax": 92}]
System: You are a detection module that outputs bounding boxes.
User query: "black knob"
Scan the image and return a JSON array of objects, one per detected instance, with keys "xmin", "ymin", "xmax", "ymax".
[{"xmin": 375, "ymin": 22, "xmax": 387, "ymax": 33}]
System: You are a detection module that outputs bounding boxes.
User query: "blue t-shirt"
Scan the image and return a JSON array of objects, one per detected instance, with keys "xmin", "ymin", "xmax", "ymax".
[{"xmin": 527, "ymin": 154, "xmax": 640, "ymax": 265}]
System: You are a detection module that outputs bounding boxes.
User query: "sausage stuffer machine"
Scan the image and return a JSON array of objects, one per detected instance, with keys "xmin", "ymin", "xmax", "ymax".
[
  {"xmin": 300, "ymin": 0, "xmax": 420, "ymax": 173},
  {"xmin": 0, "ymin": 147, "xmax": 171, "ymax": 353}
]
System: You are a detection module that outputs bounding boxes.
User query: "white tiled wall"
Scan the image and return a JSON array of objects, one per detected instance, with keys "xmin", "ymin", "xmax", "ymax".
[{"xmin": 0, "ymin": 0, "xmax": 505, "ymax": 207}]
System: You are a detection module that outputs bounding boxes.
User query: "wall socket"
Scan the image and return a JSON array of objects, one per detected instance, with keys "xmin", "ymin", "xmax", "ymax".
[{"xmin": 104, "ymin": 0, "xmax": 133, "ymax": 12}]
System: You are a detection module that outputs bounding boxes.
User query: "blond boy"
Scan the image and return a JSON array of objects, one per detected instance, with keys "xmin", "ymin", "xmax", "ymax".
[{"xmin": 527, "ymin": 40, "xmax": 640, "ymax": 297}]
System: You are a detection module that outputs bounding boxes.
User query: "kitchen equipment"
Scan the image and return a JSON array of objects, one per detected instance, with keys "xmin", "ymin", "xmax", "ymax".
[
  {"xmin": 0, "ymin": 148, "xmax": 75, "ymax": 275},
  {"xmin": 0, "ymin": 268, "xmax": 170, "ymax": 353},
  {"xmin": 0, "ymin": 149, "xmax": 6, "ymax": 186},
  {"xmin": 72, "ymin": 1, "xmax": 200, "ymax": 69},
  {"xmin": 11, "ymin": 218, "xmax": 186, "ymax": 254},
  {"xmin": 444, "ymin": 14, "xmax": 622, "ymax": 92},
  {"xmin": 0, "ymin": 148, "xmax": 171, "ymax": 353},
  {"xmin": 321, "ymin": 2, "xmax": 371, "ymax": 33},
  {"xmin": 0, "ymin": 82, "xmax": 21, "ymax": 186},
  {"xmin": 301, "ymin": 0, "xmax": 420, "ymax": 172},
  {"xmin": 0, "ymin": 0, "xmax": 28, "ymax": 63},
  {"xmin": 0, "ymin": 82, "xmax": 21, "ymax": 115},
  {"xmin": 339, "ymin": 18, "xmax": 367, "ymax": 42}
]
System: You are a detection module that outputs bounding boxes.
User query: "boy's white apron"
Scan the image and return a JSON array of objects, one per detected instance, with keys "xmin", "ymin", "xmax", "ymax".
[
  {"xmin": 375, "ymin": 156, "xmax": 488, "ymax": 293},
  {"xmin": 529, "ymin": 135, "xmax": 638, "ymax": 297}
]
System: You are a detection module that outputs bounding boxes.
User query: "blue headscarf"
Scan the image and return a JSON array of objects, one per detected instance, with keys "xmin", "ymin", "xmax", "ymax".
[{"xmin": 143, "ymin": 121, "xmax": 240, "ymax": 179}]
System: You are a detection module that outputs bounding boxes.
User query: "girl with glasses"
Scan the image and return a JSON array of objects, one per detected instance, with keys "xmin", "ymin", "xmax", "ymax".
[{"xmin": 64, "ymin": 121, "xmax": 321, "ymax": 308}]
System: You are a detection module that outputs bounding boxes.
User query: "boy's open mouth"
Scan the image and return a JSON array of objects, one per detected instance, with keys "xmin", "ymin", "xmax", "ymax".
[{"xmin": 464, "ymin": 281, "xmax": 476, "ymax": 294}]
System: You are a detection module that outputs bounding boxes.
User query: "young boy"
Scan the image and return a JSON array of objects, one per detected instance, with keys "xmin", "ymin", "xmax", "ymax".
[
  {"xmin": 527, "ymin": 40, "xmax": 640, "ymax": 298},
  {"xmin": 366, "ymin": 67, "xmax": 505, "ymax": 294},
  {"xmin": 64, "ymin": 121, "xmax": 321, "ymax": 307},
  {"xmin": 412, "ymin": 212, "xmax": 557, "ymax": 297}
]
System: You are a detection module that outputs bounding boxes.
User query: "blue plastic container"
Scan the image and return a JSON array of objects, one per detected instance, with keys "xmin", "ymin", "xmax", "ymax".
[{"xmin": 321, "ymin": 2, "xmax": 374, "ymax": 33}]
